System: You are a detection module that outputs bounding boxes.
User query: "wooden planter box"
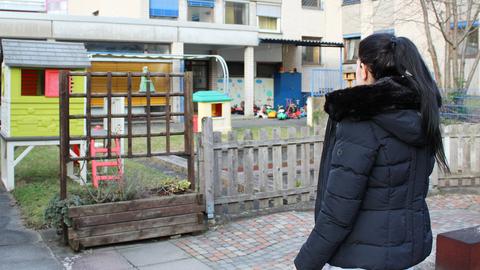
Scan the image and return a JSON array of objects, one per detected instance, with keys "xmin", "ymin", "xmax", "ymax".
[{"xmin": 67, "ymin": 193, "xmax": 206, "ymax": 251}]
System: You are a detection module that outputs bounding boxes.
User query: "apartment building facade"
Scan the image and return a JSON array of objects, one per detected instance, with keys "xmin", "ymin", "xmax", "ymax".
[
  {"xmin": 341, "ymin": 0, "xmax": 480, "ymax": 92},
  {"xmin": 0, "ymin": 0, "xmax": 343, "ymax": 116}
]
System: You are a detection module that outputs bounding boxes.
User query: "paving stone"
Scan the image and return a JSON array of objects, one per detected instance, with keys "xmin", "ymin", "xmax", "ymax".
[
  {"xmin": 118, "ymin": 241, "xmax": 190, "ymax": 267},
  {"xmin": 139, "ymin": 258, "xmax": 212, "ymax": 270},
  {"xmin": 0, "ymin": 189, "xmax": 62, "ymax": 270},
  {"xmin": 0, "ymin": 243, "xmax": 63, "ymax": 270},
  {"xmin": 72, "ymin": 250, "xmax": 132, "ymax": 270},
  {"xmin": 171, "ymin": 194, "xmax": 480, "ymax": 270}
]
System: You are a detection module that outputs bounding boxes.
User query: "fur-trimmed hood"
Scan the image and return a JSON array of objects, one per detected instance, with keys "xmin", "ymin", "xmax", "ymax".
[
  {"xmin": 324, "ymin": 76, "xmax": 420, "ymax": 121},
  {"xmin": 325, "ymin": 76, "xmax": 426, "ymax": 145}
]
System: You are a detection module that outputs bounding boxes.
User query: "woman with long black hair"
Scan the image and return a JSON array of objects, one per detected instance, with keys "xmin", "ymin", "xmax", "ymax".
[{"xmin": 294, "ymin": 33, "xmax": 449, "ymax": 270}]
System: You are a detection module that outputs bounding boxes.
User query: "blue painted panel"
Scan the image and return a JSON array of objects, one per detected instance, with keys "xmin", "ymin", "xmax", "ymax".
[
  {"xmin": 150, "ymin": 0, "xmax": 179, "ymax": 17},
  {"xmin": 274, "ymin": 72, "xmax": 303, "ymax": 108},
  {"xmin": 188, "ymin": 0, "xmax": 214, "ymax": 8}
]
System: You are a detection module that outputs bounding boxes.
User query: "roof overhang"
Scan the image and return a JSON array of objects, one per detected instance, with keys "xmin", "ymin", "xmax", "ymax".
[
  {"xmin": 1, "ymin": 39, "xmax": 91, "ymax": 68},
  {"xmin": 260, "ymin": 38, "xmax": 343, "ymax": 48}
]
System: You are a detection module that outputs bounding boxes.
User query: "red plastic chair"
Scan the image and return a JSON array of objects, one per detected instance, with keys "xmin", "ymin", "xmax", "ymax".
[{"xmin": 90, "ymin": 126, "xmax": 123, "ymax": 188}]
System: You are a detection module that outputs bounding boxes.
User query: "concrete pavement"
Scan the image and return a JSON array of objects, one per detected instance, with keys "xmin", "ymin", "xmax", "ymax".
[
  {"xmin": 2, "ymin": 179, "xmax": 478, "ymax": 270},
  {"xmin": 47, "ymin": 193, "xmax": 479, "ymax": 270},
  {"xmin": 0, "ymin": 186, "xmax": 62, "ymax": 270}
]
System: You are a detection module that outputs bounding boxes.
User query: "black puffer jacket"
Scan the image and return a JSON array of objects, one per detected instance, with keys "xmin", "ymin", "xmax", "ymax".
[{"xmin": 295, "ymin": 77, "xmax": 435, "ymax": 270}]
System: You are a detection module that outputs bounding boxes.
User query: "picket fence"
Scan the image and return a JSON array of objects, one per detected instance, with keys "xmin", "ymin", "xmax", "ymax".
[{"xmin": 197, "ymin": 119, "xmax": 480, "ymax": 219}]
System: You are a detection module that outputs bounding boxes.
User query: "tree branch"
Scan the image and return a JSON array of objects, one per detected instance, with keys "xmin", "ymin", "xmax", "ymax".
[
  {"xmin": 465, "ymin": 51, "xmax": 480, "ymax": 90},
  {"xmin": 430, "ymin": 0, "xmax": 455, "ymax": 46},
  {"xmin": 421, "ymin": 0, "xmax": 443, "ymax": 86}
]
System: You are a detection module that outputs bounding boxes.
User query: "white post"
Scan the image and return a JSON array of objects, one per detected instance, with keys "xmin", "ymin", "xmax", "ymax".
[
  {"xmin": 430, "ymin": 161, "xmax": 439, "ymax": 191},
  {"xmin": 67, "ymin": 161, "xmax": 75, "ymax": 180},
  {"xmin": 215, "ymin": 0, "xmax": 224, "ymax": 24},
  {"xmin": 171, "ymin": 42, "xmax": 184, "ymax": 122},
  {"xmin": 80, "ymin": 142, "xmax": 88, "ymax": 185},
  {"xmin": 0, "ymin": 137, "xmax": 8, "ymax": 190},
  {"xmin": 244, "ymin": 46, "xmax": 255, "ymax": 117},
  {"xmin": 307, "ymin": 97, "xmax": 313, "ymax": 127},
  {"xmin": 178, "ymin": 0, "xmax": 187, "ymax": 21},
  {"xmin": 249, "ymin": 1, "xmax": 256, "ymax": 27},
  {"xmin": 3, "ymin": 142, "xmax": 15, "ymax": 191}
]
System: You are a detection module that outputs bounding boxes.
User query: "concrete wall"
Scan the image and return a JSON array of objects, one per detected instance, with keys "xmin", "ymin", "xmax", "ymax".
[
  {"xmin": 342, "ymin": 4, "xmax": 361, "ymax": 35},
  {"xmin": 218, "ymin": 44, "xmax": 281, "ymax": 62},
  {"xmin": 0, "ymin": 12, "xmax": 258, "ymax": 46},
  {"xmin": 281, "ymin": 0, "xmax": 343, "ymax": 92},
  {"xmin": 68, "ymin": 0, "xmax": 148, "ymax": 19}
]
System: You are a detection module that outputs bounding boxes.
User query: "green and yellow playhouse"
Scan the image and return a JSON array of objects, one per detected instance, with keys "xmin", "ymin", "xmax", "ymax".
[{"xmin": 0, "ymin": 39, "xmax": 91, "ymax": 191}]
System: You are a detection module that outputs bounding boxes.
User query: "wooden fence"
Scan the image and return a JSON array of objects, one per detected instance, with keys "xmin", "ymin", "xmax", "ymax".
[
  {"xmin": 198, "ymin": 118, "xmax": 324, "ymax": 219},
  {"xmin": 198, "ymin": 119, "xmax": 480, "ymax": 220},
  {"xmin": 433, "ymin": 124, "xmax": 480, "ymax": 188}
]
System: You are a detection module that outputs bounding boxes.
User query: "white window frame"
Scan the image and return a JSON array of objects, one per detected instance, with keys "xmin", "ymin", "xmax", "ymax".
[
  {"xmin": 302, "ymin": 37, "xmax": 322, "ymax": 66},
  {"xmin": 257, "ymin": 16, "xmax": 281, "ymax": 33},
  {"xmin": 224, "ymin": 0, "xmax": 250, "ymax": 25},
  {"xmin": 301, "ymin": 0, "xmax": 324, "ymax": 10},
  {"xmin": 187, "ymin": 5, "xmax": 215, "ymax": 23},
  {"xmin": 344, "ymin": 37, "xmax": 361, "ymax": 63}
]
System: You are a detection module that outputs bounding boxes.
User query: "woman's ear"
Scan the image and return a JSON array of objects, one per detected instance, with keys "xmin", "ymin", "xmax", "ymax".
[{"xmin": 360, "ymin": 63, "xmax": 369, "ymax": 82}]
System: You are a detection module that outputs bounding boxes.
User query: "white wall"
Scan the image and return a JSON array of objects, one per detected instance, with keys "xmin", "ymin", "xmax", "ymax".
[
  {"xmin": 218, "ymin": 44, "xmax": 281, "ymax": 62},
  {"xmin": 281, "ymin": 0, "xmax": 343, "ymax": 92},
  {"xmin": 0, "ymin": 12, "xmax": 258, "ymax": 46},
  {"xmin": 68, "ymin": 0, "xmax": 148, "ymax": 18}
]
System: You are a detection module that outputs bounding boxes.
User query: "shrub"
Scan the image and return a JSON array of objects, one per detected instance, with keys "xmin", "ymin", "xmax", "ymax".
[{"xmin": 44, "ymin": 194, "xmax": 84, "ymax": 231}]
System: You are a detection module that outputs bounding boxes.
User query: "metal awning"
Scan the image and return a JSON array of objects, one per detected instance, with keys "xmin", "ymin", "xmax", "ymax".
[
  {"xmin": 260, "ymin": 38, "xmax": 343, "ymax": 48},
  {"xmin": 89, "ymin": 53, "xmax": 230, "ymax": 94}
]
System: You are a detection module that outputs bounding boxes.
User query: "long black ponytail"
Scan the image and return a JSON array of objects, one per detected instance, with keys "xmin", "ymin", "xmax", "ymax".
[{"xmin": 358, "ymin": 33, "xmax": 449, "ymax": 172}]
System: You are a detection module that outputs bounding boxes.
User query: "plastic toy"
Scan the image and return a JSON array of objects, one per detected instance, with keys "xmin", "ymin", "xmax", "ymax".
[
  {"xmin": 300, "ymin": 107, "xmax": 307, "ymax": 118},
  {"xmin": 193, "ymin": 91, "xmax": 232, "ymax": 134},
  {"xmin": 277, "ymin": 106, "xmax": 287, "ymax": 120},
  {"xmin": 286, "ymin": 103, "xmax": 301, "ymax": 119},
  {"xmin": 0, "ymin": 39, "xmax": 89, "ymax": 191},
  {"xmin": 256, "ymin": 105, "xmax": 268, "ymax": 118}
]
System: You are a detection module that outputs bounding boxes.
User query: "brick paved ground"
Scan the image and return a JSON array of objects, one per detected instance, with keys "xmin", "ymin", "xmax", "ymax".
[
  {"xmin": 57, "ymin": 193, "xmax": 480, "ymax": 269},
  {"xmin": 173, "ymin": 194, "xmax": 480, "ymax": 270}
]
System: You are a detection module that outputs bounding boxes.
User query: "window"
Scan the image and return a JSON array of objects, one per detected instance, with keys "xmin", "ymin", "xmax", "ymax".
[
  {"xmin": 462, "ymin": 27, "xmax": 479, "ymax": 59},
  {"xmin": 0, "ymin": 0, "xmax": 45, "ymax": 12},
  {"xmin": 227, "ymin": 62, "xmax": 244, "ymax": 76},
  {"xmin": 257, "ymin": 63, "xmax": 280, "ymax": 77},
  {"xmin": 258, "ymin": 16, "xmax": 279, "ymax": 31},
  {"xmin": 302, "ymin": 0, "xmax": 323, "ymax": 10},
  {"xmin": 21, "ymin": 69, "xmax": 45, "ymax": 96},
  {"xmin": 21, "ymin": 69, "xmax": 66, "ymax": 97},
  {"xmin": 187, "ymin": 0, "xmax": 214, "ymax": 22},
  {"xmin": 257, "ymin": 4, "xmax": 281, "ymax": 32},
  {"xmin": 374, "ymin": 29, "xmax": 395, "ymax": 35},
  {"xmin": 302, "ymin": 37, "xmax": 322, "ymax": 65},
  {"xmin": 149, "ymin": 0, "xmax": 179, "ymax": 18},
  {"xmin": 84, "ymin": 42, "xmax": 170, "ymax": 54},
  {"xmin": 46, "ymin": 0, "xmax": 68, "ymax": 15},
  {"xmin": 188, "ymin": 6, "xmax": 214, "ymax": 22},
  {"xmin": 344, "ymin": 37, "xmax": 360, "ymax": 63},
  {"xmin": 225, "ymin": 1, "xmax": 248, "ymax": 25},
  {"xmin": 342, "ymin": 0, "xmax": 360, "ymax": 5},
  {"xmin": 212, "ymin": 103, "xmax": 222, "ymax": 117}
]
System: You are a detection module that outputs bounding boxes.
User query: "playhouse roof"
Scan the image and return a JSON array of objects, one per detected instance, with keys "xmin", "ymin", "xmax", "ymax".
[
  {"xmin": 193, "ymin": 91, "xmax": 232, "ymax": 103},
  {"xmin": 1, "ymin": 39, "xmax": 91, "ymax": 68}
]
